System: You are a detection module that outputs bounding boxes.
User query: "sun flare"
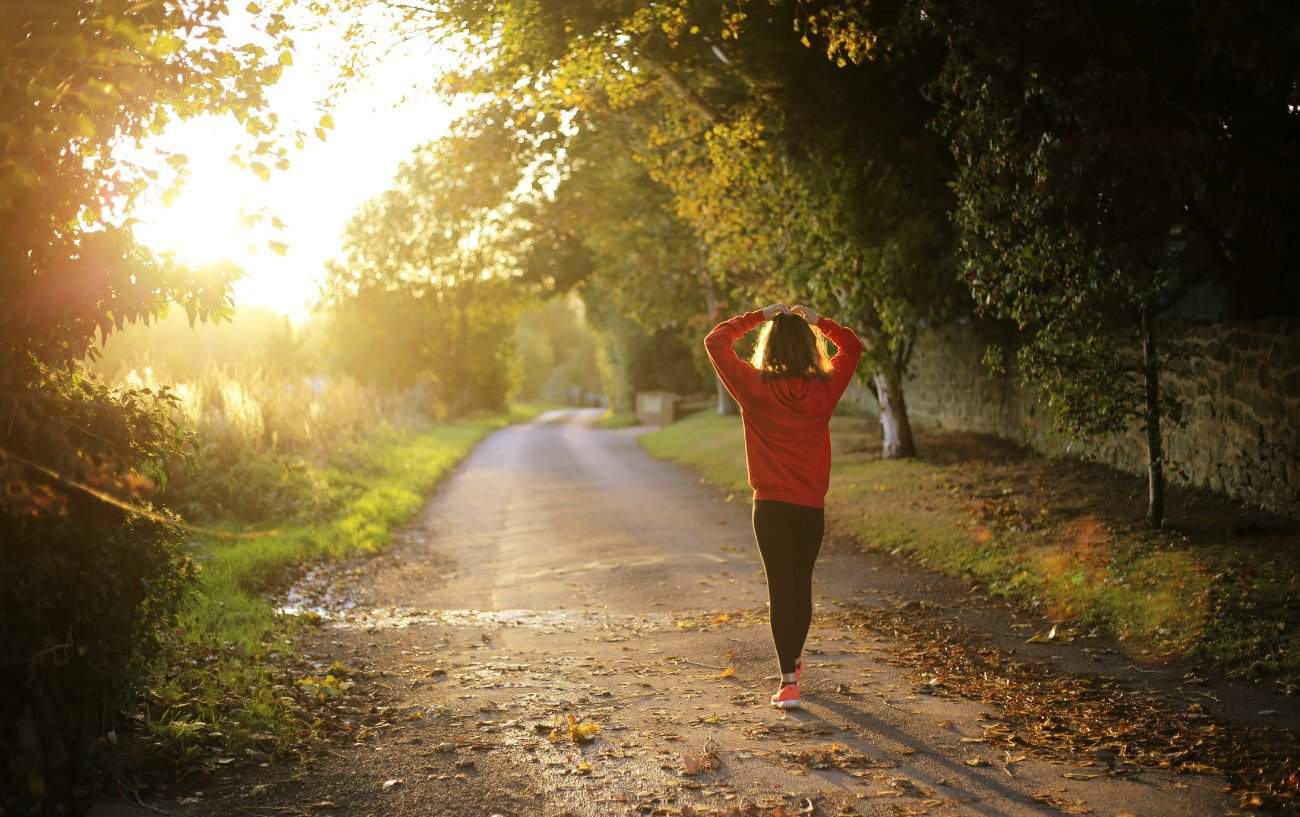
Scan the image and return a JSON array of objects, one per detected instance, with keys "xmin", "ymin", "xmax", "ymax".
[
  {"xmin": 133, "ymin": 124, "xmax": 267, "ymax": 268},
  {"xmin": 127, "ymin": 15, "xmax": 464, "ymax": 321}
]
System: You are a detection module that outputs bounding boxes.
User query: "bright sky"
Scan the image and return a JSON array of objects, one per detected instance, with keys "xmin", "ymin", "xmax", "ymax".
[{"xmin": 130, "ymin": 10, "xmax": 467, "ymax": 322}]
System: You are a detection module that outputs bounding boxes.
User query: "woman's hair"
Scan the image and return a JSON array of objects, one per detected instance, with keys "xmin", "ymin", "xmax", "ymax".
[{"xmin": 750, "ymin": 313, "xmax": 833, "ymax": 380}]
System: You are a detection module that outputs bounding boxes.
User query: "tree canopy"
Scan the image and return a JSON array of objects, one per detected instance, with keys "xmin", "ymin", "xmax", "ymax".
[
  {"xmin": 1, "ymin": 0, "xmax": 297, "ymax": 515},
  {"xmin": 924, "ymin": 0, "xmax": 1300, "ymax": 522}
]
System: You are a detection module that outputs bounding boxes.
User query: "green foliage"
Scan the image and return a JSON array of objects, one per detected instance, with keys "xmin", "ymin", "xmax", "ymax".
[
  {"xmin": 0, "ymin": 0, "xmax": 293, "ymax": 368},
  {"xmin": 1, "ymin": 498, "xmax": 193, "ymax": 809},
  {"xmin": 583, "ymin": 287, "xmax": 709, "ymax": 412},
  {"xmin": 533, "ymin": 126, "xmax": 707, "ymax": 332},
  {"xmin": 519, "ymin": 117, "xmax": 714, "ymax": 406},
  {"xmin": 323, "ymin": 124, "xmax": 526, "ymax": 415},
  {"xmin": 1, "ymin": 4, "xmax": 293, "ymax": 802},
  {"xmin": 628, "ymin": 1, "xmax": 965, "ymax": 379},
  {"xmin": 368, "ymin": 0, "xmax": 968, "ymax": 444},
  {"xmin": 512, "ymin": 295, "xmax": 603, "ymax": 405},
  {"xmin": 928, "ymin": 0, "xmax": 1300, "ymax": 435},
  {"xmin": 929, "ymin": 2, "xmax": 1180, "ymax": 439}
]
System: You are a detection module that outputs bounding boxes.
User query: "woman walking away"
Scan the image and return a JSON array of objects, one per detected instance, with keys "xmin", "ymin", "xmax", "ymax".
[{"xmin": 704, "ymin": 303, "xmax": 864, "ymax": 709}]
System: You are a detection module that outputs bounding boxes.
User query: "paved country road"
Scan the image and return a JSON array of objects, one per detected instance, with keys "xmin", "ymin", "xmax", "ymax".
[{"xmin": 168, "ymin": 409, "xmax": 1238, "ymax": 817}]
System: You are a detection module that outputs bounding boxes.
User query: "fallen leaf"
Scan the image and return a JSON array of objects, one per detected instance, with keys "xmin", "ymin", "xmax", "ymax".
[{"xmin": 548, "ymin": 712, "xmax": 601, "ymax": 743}]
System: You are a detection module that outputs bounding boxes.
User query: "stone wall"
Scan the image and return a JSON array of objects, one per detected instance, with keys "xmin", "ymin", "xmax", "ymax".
[{"xmin": 844, "ymin": 319, "xmax": 1300, "ymax": 518}]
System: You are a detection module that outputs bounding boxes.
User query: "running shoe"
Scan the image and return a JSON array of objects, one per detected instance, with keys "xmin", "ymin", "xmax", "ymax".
[{"xmin": 770, "ymin": 682, "xmax": 801, "ymax": 709}]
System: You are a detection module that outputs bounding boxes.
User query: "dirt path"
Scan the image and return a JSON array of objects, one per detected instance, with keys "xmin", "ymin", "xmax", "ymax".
[{"xmin": 168, "ymin": 409, "xmax": 1243, "ymax": 817}]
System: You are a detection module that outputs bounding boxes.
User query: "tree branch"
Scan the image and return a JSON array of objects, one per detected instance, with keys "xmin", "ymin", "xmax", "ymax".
[{"xmin": 636, "ymin": 52, "xmax": 726, "ymax": 126}]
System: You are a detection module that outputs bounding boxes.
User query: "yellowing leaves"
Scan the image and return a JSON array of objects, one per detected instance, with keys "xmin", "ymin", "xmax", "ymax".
[
  {"xmin": 715, "ymin": 666, "xmax": 735, "ymax": 679},
  {"xmin": 547, "ymin": 712, "xmax": 601, "ymax": 744},
  {"xmin": 296, "ymin": 673, "xmax": 351, "ymax": 701}
]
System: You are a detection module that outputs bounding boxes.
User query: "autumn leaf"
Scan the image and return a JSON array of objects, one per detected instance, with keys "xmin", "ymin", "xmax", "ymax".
[
  {"xmin": 547, "ymin": 712, "xmax": 600, "ymax": 743},
  {"xmin": 1026, "ymin": 624, "xmax": 1058, "ymax": 643}
]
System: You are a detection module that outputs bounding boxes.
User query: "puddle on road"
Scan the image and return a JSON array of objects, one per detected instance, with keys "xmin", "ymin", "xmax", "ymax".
[
  {"xmin": 276, "ymin": 553, "xmax": 707, "ymax": 633},
  {"xmin": 278, "ymin": 563, "xmax": 358, "ymax": 620},
  {"xmin": 319, "ymin": 605, "xmax": 678, "ymax": 633}
]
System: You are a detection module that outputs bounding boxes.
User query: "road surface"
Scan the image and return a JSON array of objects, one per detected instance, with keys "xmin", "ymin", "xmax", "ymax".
[{"xmin": 173, "ymin": 409, "xmax": 1233, "ymax": 817}]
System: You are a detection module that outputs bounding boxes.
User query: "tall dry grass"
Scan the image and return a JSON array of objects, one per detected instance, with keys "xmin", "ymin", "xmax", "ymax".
[{"xmin": 119, "ymin": 362, "xmax": 427, "ymax": 523}]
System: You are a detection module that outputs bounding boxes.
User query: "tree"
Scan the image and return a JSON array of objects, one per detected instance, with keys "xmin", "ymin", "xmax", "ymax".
[
  {"xmin": 636, "ymin": 0, "xmax": 964, "ymax": 455},
  {"xmin": 0, "ymin": 0, "xmax": 294, "ymax": 802},
  {"xmin": 387, "ymin": 0, "xmax": 969, "ymax": 453},
  {"xmin": 1, "ymin": 0, "xmax": 294, "ymax": 507},
  {"xmin": 519, "ymin": 123, "xmax": 717, "ymax": 411},
  {"xmin": 512, "ymin": 295, "xmax": 603, "ymax": 405},
  {"xmin": 926, "ymin": 0, "xmax": 1300, "ymax": 525},
  {"xmin": 321, "ymin": 118, "xmax": 526, "ymax": 414}
]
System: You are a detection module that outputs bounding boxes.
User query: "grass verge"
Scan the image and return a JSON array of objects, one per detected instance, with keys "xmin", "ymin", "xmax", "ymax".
[
  {"xmin": 594, "ymin": 409, "xmax": 641, "ymax": 429},
  {"xmin": 642, "ymin": 411, "xmax": 1300, "ymax": 693},
  {"xmin": 131, "ymin": 406, "xmax": 542, "ymax": 776}
]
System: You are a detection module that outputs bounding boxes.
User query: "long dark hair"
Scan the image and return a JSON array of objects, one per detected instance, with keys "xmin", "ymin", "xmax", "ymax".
[{"xmin": 750, "ymin": 313, "xmax": 833, "ymax": 380}]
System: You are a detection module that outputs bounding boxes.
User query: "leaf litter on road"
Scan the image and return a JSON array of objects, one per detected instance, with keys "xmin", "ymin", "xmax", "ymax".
[{"xmin": 821, "ymin": 602, "xmax": 1300, "ymax": 811}]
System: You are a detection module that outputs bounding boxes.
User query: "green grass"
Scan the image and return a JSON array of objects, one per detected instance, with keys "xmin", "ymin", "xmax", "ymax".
[
  {"xmin": 594, "ymin": 409, "xmax": 641, "ymax": 429},
  {"xmin": 182, "ymin": 419, "xmax": 510, "ymax": 648},
  {"xmin": 640, "ymin": 412, "xmax": 749, "ymax": 491},
  {"xmin": 138, "ymin": 406, "xmax": 542, "ymax": 769},
  {"xmin": 642, "ymin": 411, "xmax": 1300, "ymax": 689}
]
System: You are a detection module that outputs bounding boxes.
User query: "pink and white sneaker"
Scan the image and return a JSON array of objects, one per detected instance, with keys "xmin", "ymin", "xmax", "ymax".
[{"xmin": 770, "ymin": 681, "xmax": 801, "ymax": 709}]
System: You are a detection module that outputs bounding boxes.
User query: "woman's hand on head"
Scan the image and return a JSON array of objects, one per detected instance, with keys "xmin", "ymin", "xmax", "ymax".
[
  {"xmin": 791, "ymin": 304, "xmax": 820, "ymax": 325},
  {"xmin": 761, "ymin": 303, "xmax": 790, "ymax": 320}
]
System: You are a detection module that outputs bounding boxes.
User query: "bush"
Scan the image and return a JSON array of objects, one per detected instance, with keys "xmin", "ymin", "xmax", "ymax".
[
  {"xmin": 121, "ymin": 363, "xmax": 420, "ymax": 525},
  {"xmin": 0, "ymin": 363, "xmax": 195, "ymax": 813},
  {"xmin": 0, "ymin": 496, "xmax": 192, "ymax": 813}
]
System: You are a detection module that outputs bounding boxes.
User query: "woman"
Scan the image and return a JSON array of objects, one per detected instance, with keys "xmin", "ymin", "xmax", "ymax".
[{"xmin": 704, "ymin": 303, "xmax": 864, "ymax": 709}]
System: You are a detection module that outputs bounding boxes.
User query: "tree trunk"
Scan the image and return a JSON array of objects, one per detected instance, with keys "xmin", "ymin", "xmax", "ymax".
[
  {"xmin": 716, "ymin": 376, "xmax": 739, "ymax": 416},
  {"xmin": 872, "ymin": 369, "xmax": 916, "ymax": 458},
  {"xmin": 1141, "ymin": 309, "xmax": 1165, "ymax": 527},
  {"xmin": 699, "ymin": 263, "xmax": 737, "ymax": 416}
]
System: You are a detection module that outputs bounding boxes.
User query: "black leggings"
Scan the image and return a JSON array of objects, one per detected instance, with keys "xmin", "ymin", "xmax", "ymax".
[{"xmin": 752, "ymin": 499, "xmax": 825, "ymax": 675}]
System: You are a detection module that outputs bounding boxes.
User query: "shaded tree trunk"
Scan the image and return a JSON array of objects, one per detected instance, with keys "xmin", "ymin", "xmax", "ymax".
[
  {"xmin": 716, "ymin": 376, "xmax": 739, "ymax": 416},
  {"xmin": 1141, "ymin": 309, "xmax": 1165, "ymax": 527},
  {"xmin": 699, "ymin": 264, "xmax": 738, "ymax": 416},
  {"xmin": 872, "ymin": 369, "xmax": 916, "ymax": 459}
]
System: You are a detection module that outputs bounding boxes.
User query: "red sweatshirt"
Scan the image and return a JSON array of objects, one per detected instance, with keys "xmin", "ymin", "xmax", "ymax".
[{"xmin": 704, "ymin": 310, "xmax": 865, "ymax": 508}]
